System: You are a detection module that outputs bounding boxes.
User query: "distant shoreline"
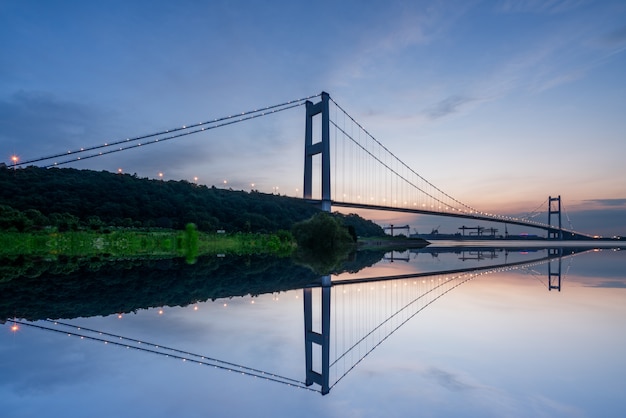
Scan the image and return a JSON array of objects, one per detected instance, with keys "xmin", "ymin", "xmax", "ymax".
[{"xmin": 422, "ymin": 239, "xmax": 623, "ymax": 248}]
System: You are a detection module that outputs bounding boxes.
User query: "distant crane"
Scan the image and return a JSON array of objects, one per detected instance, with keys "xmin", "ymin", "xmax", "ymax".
[
  {"xmin": 458, "ymin": 225, "xmax": 499, "ymax": 237},
  {"xmin": 383, "ymin": 224, "xmax": 410, "ymax": 236}
]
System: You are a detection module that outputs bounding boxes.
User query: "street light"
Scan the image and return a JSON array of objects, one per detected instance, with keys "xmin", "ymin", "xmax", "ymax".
[{"xmin": 11, "ymin": 155, "xmax": 18, "ymax": 169}]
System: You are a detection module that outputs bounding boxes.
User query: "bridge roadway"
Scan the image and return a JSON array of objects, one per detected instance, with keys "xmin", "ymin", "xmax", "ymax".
[{"xmin": 319, "ymin": 200, "xmax": 594, "ymax": 240}]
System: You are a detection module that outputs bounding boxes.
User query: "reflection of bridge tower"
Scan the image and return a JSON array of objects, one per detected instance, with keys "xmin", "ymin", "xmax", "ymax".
[
  {"xmin": 304, "ymin": 92, "xmax": 331, "ymax": 212},
  {"xmin": 548, "ymin": 248, "xmax": 562, "ymax": 291},
  {"xmin": 304, "ymin": 275, "xmax": 331, "ymax": 395},
  {"xmin": 548, "ymin": 195, "xmax": 563, "ymax": 240}
]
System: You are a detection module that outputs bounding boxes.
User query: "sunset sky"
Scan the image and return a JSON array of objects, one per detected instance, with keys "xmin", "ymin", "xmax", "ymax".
[{"xmin": 2, "ymin": 0, "xmax": 625, "ymax": 235}]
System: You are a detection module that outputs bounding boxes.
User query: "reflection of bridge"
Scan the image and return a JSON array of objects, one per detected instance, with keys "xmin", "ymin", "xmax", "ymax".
[
  {"xmin": 12, "ymin": 92, "xmax": 594, "ymax": 239},
  {"xmin": 303, "ymin": 246, "xmax": 582, "ymax": 394},
  {"xmin": 8, "ymin": 247, "xmax": 587, "ymax": 395}
]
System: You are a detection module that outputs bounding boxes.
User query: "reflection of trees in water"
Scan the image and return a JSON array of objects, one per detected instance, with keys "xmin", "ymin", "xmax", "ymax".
[
  {"xmin": 1, "ymin": 246, "xmax": 592, "ymax": 322},
  {"xmin": 0, "ymin": 250, "xmax": 387, "ymax": 321}
]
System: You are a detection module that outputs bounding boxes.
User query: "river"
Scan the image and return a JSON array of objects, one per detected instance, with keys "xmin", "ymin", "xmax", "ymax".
[{"xmin": 1, "ymin": 245, "xmax": 625, "ymax": 417}]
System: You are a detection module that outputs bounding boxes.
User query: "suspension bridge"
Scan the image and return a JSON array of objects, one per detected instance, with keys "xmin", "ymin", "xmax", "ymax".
[
  {"xmin": 9, "ymin": 91, "xmax": 593, "ymax": 239},
  {"xmin": 6, "ymin": 247, "xmax": 587, "ymax": 395}
]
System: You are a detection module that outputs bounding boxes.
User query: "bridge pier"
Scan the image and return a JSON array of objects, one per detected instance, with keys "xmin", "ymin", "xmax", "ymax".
[{"xmin": 304, "ymin": 92, "xmax": 331, "ymax": 212}]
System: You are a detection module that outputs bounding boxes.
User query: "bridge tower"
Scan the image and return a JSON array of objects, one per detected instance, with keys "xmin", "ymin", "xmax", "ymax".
[
  {"xmin": 304, "ymin": 92, "xmax": 331, "ymax": 212},
  {"xmin": 548, "ymin": 195, "xmax": 563, "ymax": 240},
  {"xmin": 304, "ymin": 275, "xmax": 331, "ymax": 395}
]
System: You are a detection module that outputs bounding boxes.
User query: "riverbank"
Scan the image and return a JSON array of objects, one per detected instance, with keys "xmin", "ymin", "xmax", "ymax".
[
  {"xmin": 0, "ymin": 227, "xmax": 294, "ymax": 260},
  {"xmin": 424, "ymin": 239, "xmax": 623, "ymax": 248}
]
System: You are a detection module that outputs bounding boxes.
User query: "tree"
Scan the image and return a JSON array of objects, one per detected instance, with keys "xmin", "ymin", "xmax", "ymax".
[
  {"xmin": 0, "ymin": 205, "xmax": 31, "ymax": 231},
  {"xmin": 292, "ymin": 212, "xmax": 354, "ymax": 254}
]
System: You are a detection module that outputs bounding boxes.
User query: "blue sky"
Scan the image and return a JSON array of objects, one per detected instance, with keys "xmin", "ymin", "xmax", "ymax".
[{"xmin": 1, "ymin": 0, "xmax": 625, "ymax": 235}]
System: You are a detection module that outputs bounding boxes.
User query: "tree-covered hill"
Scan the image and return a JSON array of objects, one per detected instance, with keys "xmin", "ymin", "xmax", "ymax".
[{"xmin": 0, "ymin": 166, "xmax": 385, "ymax": 236}]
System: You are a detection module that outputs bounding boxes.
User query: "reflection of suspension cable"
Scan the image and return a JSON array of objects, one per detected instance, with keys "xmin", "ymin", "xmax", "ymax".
[
  {"xmin": 331, "ymin": 275, "xmax": 465, "ymax": 368},
  {"xmin": 10, "ymin": 319, "xmax": 316, "ymax": 392},
  {"xmin": 522, "ymin": 267, "xmax": 548, "ymax": 289},
  {"xmin": 330, "ymin": 274, "xmax": 477, "ymax": 391}
]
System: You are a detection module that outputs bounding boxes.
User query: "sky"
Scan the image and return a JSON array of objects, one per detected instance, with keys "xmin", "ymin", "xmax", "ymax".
[{"xmin": 1, "ymin": 0, "xmax": 625, "ymax": 235}]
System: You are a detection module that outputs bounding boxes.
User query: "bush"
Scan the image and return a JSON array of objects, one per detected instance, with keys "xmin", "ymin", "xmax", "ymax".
[{"xmin": 291, "ymin": 212, "xmax": 354, "ymax": 254}]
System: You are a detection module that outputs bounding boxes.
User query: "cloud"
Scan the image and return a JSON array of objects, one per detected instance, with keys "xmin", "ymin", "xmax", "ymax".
[
  {"xmin": 581, "ymin": 198, "xmax": 626, "ymax": 207},
  {"xmin": 423, "ymin": 95, "xmax": 480, "ymax": 120},
  {"xmin": 0, "ymin": 91, "xmax": 119, "ymax": 163},
  {"xmin": 497, "ymin": 0, "xmax": 588, "ymax": 14},
  {"xmin": 329, "ymin": 2, "xmax": 471, "ymax": 86},
  {"xmin": 599, "ymin": 25, "xmax": 626, "ymax": 46}
]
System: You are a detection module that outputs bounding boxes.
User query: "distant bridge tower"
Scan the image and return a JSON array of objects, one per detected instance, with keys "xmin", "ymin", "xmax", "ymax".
[
  {"xmin": 304, "ymin": 92, "xmax": 331, "ymax": 212},
  {"xmin": 548, "ymin": 195, "xmax": 563, "ymax": 240}
]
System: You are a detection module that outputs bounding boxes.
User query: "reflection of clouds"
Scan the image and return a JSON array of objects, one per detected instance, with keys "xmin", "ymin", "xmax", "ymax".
[
  {"xmin": 581, "ymin": 280, "xmax": 626, "ymax": 289},
  {"xmin": 359, "ymin": 360, "xmax": 570, "ymax": 417},
  {"xmin": 425, "ymin": 366, "xmax": 479, "ymax": 391},
  {"xmin": 0, "ymin": 328, "xmax": 115, "ymax": 396},
  {"xmin": 527, "ymin": 394, "xmax": 586, "ymax": 417}
]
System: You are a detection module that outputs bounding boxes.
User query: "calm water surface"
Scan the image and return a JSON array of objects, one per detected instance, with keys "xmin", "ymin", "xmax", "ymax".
[{"xmin": 1, "ymin": 246, "xmax": 625, "ymax": 417}]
